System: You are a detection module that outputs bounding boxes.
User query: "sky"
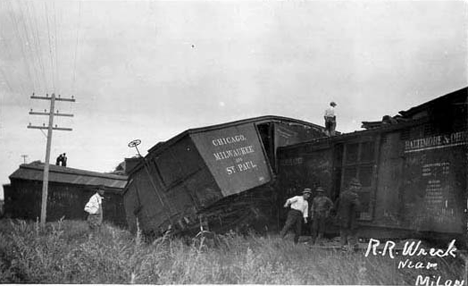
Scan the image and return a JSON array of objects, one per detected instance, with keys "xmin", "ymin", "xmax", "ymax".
[{"xmin": 0, "ymin": 0, "xmax": 467, "ymax": 200}]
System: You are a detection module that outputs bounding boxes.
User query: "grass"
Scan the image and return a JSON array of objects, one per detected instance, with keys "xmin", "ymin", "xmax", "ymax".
[{"xmin": 0, "ymin": 218, "xmax": 465, "ymax": 284}]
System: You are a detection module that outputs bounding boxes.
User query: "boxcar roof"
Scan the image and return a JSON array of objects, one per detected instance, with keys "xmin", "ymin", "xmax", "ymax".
[
  {"xmin": 362, "ymin": 87, "xmax": 467, "ymax": 130},
  {"xmin": 123, "ymin": 115, "xmax": 325, "ymax": 176},
  {"xmin": 147, "ymin": 115, "xmax": 324, "ymax": 154},
  {"xmin": 9, "ymin": 162, "xmax": 128, "ymax": 189},
  {"xmin": 279, "ymin": 116, "xmax": 430, "ymax": 151},
  {"xmin": 399, "ymin": 86, "xmax": 467, "ymax": 118}
]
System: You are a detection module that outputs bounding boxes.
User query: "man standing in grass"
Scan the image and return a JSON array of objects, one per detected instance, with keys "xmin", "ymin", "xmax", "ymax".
[
  {"xmin": 310, "ymin": 187, "xmax": 333, "ymax": 245},
  {"xmin": 84, "ymin": 186, "xmax": 105, "ymax": 236},
  {"xmin": 335, "ymin": 178, "xmax": 361, "ymax": 251},
  {"xmin": 280, "ymin": 188, "xmax": 311, "ymax": 244}
]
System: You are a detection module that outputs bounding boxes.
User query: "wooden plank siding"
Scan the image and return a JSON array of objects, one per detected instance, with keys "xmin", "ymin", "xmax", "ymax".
[{"xmin": 277, "ymin": 87, "xmax": 467, "ymax": 238}]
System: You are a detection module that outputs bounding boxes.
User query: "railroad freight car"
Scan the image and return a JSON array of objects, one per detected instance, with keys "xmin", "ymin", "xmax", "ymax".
[
  {"xmin": 123, "ymin": 116, "xmax": 326, "ymax": 236},
  {"xmin": 277, "ymin": 87, "xmax": 467, "ymax": 240},
  {"xmin": 5, "ymin": 161, "xmax": 128, "ymax": 226}
]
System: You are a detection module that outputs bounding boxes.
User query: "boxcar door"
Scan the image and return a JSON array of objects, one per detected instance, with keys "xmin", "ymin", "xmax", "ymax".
[{"xmin": 339, "ymin": 135, "xmax": 379, "ymax": 221}]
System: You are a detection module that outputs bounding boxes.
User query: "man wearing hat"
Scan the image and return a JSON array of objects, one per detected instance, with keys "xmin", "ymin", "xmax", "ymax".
[
  {"xmin": 324, "ymin": 101, "xmax": 337, "ymax": 136},
  {"xmin": 335, "ymin": 178, "xmax": 362, "ymax": 251},
  {"xmin": 310, "ymin": 187, "xmax": 334, "ymax": 245},
  {"xmin": 84, "ymin": 186, "xmax": 105, "ymax": 236},
  {"xmin": 280, "ymin": 188, "xmax": 311, "ymax": 244}
]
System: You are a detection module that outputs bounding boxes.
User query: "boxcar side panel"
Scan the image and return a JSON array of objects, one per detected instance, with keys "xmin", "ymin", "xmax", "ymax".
[
  {"xmin": 191, "ymin": 123, "xmax": 272, "ymax": 197},
  {"xmin": 274, "ymin": 122, "xmax": 325, "ymax": 148},
  {"xmin": 48, "ymin": 184, "xmax": 85, "ymax": 221},
  {"xmin": 158, "ymin": 136, "xmax": 221, "ymax": 206},
  {"xmin": 165, "ymin": 182, "xmax": 204, "ymax": 230},
  {"xmin": 400, "ymin": 131, "xmax": 467, "ymax": 234},
  {"xmin": 373, "ymin": 131, "xmax": 405, "ymax": 228},
  {"xmin": 129, "ymin": 136, "xmax": 223, "ymax": 234},
  {"xmin": 181, "ymin": 169, "xmax": 223, "ymax": 209},
  {"xmin": 277, "ymin": 142, "xmax": 334, "ymax": 194},
  {"xmin": 129, "ymin": 169, "xmax": 170, "ymax": 235},
  {"xmin": 155, "ymin": 136, "xmax": 223, "ymax": 228},
  {"xmin": 5, "ymin": 180, "xmax": 41, "ymax": 219},
  {"xmin": 123, "ymin": 181, "xmax": 140, "ymax": 234},
  {"xmin": 304, "ymin": 149, "xmax": 333, "ymax": 193},
  {"xmin": 153, "ymin": 136, "xmax": 208, "ymax": 191},
  {"xmin": 272, "ymin": 122, "xmax": 326, "ymax": 172},
  {"xmin": 6, "ymin": 180, "xmax": 126, "ymax": 225},
  {"xmin": 277, "ymin": 147, "xmax": 307, "ymax": 198}
]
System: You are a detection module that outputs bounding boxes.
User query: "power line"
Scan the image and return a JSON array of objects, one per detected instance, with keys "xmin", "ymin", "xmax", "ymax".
[
  {"xmin": 53, "ymin": 0, "xmax": 59, "ymax": 93},
  {"xmin": 6, "ymin": 0, "xmax": 33, "ymax": 97},
  {"xmin": 27, "ymin": 0, "xmax": 49, "ymax": 92},
  {"xmin": 17, "ymin": 0, "xmax": 42, "ymax": 92},
  {"xmin": 24, "ymin": 0, "xmax": 47, "ymax": 93},
  {"xmin": 0, "ymin": 9, "xmax": 15, "ymax": 95},
  {"xmin": 72, "ymin": 0, "xmax": 82, "ymax": 95},
  {"xmin": 6, "ymin": 1, "xmax": 29, "ymax": 94},
  {"xmin": 17, "ymin": 0, "xmax": 38, "ymax": 94},
  {"xmin": 44, "ymin": 1, "xmax": 55, "ymax": 92}
]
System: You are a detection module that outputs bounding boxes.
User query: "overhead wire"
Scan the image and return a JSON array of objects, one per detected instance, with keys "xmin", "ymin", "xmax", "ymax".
[
  {"xmin": 68, "ymin": 0, "xmax": 82, "ymax": 129},
  {"xmin": 25, "ymin": 0, "xmax": 48, "ymax": 93},
  {"xmin": 16, "ymin": 0, "xmax": 46, "ymax": 129},
  {"xmin": 0, "ymin": 0, "xmax": 72, "ymax": 136},
  {"xmin": 16, "ymin": 0, "xmax": 39, "ymax": 95},
  {"xmin": 53, "ymin": 0, "xmax": 59, "ymax": 94},
  {"xmin": 17, "ymin": 0, "xmax": 41, "ymax": 93},
  {"xmin": 71, "ymin": 0, "xmax": 82, "ymax": 96},
  {"xmin": 2, "ymin": 0, "xmax": 76, "ymax": 126},
  {"xmin": 20, "ymin": 0, "xmax": 45, "ymax": 131},
  {"xmin": 5, "ymin": 0, "xmax": 32, "ymax": 97},
  {"xmin": 0, "ymin": 2, "xmax": 16, "ymax": 94},
  {"xmin": 40, "ymin": 128, "xmax": 48, "ymax": 138},
  {"xmin": 0, "ymin": 0, "xmax": 22, "ymax": 135},
  {"xmin": 6, "ymin": 0, "xmax": 28, "ymax": 96},
  {"xmin": 44, "ymin": 1, "xmax": 56, "ymax": 93},
  {"xmin": 20, "ymin": 0, "xmax": 52, "ymax": 131}
]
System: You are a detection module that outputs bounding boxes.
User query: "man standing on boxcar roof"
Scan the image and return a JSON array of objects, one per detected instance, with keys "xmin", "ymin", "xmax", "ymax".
[
  {"xmin": 62, "ymin": 153, "xmax": 67, "ymax": 167},
  {"xmin": 280, "ymin": 188, "xmax": 311, "ymax": 244},
  {"xmin": 324, "ymin": 101, "xmax": 337, "ymax": 136},
  {"xmin": 84, "ymin": 186, "xmax": 105, "ymax": 237},
  {"xmin": 310, "ymin": 187, "xmax": 334, "ymax": 245},
  {"xmin": 55, "ymin": 153, "xmax": 63, "ymax": 166},
  {"xmin": 335, "ymin": 178, "xmax": 361, "ymax": 251}
]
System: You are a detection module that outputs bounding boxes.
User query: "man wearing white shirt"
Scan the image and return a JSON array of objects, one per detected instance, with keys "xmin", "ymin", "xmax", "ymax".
[
  {"xmin": 324, "ymin": 101, "xmax": 337, "ymax": 136},
  {"xmin": 280, "ymin": 188, "xmax": 312, "ymax": 244},
  {"xmin": 84, "ymin": 186, "xmax": 105, "ymax": 235}
]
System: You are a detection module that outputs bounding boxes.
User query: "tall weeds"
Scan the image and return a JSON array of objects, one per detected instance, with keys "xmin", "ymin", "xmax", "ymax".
[{"xmin": 0, "ymin": 219, "xmax": 464, "ymax": 284}]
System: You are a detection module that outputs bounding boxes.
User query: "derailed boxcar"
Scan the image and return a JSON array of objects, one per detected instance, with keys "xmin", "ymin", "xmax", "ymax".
[
  {"xmin": 277, "ymin": 87, "xmax": 467, "ymax": 240},
  {"xmin": 124, "ymin": 115, "xmax": 326, "ymax": 236},
  {"xmin": 5, "ymin": 162, "xmax": 128, "ymax": 226}
]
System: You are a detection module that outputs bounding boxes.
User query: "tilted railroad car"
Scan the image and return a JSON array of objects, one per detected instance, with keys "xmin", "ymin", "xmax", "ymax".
[{"xmin": 123, "ymin": 115, "xmax": 326, "ymax": 236}]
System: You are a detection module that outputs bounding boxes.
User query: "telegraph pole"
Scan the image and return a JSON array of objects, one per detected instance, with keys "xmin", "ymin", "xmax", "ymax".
[
  {"xmin": 21, "ymin": 155, "xmax": 28, "ymax": 164},
  {"xmin": 28, "ymin": 93, "xmax": 75, "ymax": 227}
]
